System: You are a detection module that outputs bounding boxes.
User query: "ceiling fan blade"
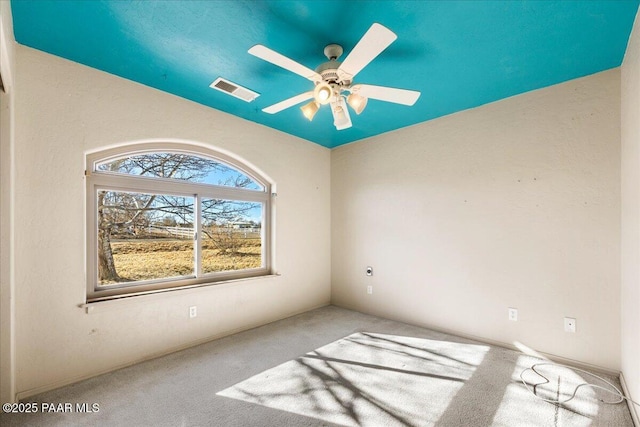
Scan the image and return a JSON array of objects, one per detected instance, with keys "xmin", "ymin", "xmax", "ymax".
[
  {"xmin": 330, "ymin": 97, "xmax": 352, "ymax": 130},
  {"xmin": 337, "ymin": 23, "xmax": 397, "ymax": 81},
  {"xmin": 249, "ymin": 45, "xmax": 322, "ymax": 83},
  {"xmin": 262, "ymin": 91, "xmax": 314, "ymax": 114},
  {"xmin": 352, "ymin": 84, "xmax": 421, "ymax": 106}
]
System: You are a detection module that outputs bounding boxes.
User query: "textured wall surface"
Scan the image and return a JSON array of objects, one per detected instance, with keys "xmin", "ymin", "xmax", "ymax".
[
  {"xmin": 621, "ymin": 8, "xmax": 640, "ymax": 413},
  {"xmin": 12, "ymin": 45, "xmax": 331, "ymax": 398},
  {"xmin": 332, "ymin": 69, "xmax": 621, "ymax": 370},
  {"xmin": 0, "ymin": 0, "xmax": 16, "ymax": 404}
]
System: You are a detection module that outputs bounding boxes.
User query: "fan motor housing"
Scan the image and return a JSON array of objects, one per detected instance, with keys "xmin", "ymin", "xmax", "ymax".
[
  {"xmin": 316, "ymin": 61, "xmax": 341, "ymax": 82},
  {"xmin": 316, "ymin": 44, "xmax": 351, "ymax": 86}
]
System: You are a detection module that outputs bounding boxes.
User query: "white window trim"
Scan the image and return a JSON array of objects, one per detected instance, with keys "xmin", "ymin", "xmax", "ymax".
[{"xmin": 85, "ymin": 142, "xmax": 273, "ymax": 302}]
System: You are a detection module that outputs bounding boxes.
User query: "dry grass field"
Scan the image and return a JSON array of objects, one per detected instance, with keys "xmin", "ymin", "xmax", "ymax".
[{"xmin": 108, "ymin": 238, "xmax": 261, "ymax": 282}]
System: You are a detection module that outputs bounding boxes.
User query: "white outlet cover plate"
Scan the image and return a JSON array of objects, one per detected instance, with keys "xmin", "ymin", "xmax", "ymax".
[
  {"xmin": 508, "ymin": 308, "xmax": 518, "ymax": 321},
  {"xmin": 564, "ymin": 317, "xmax": 576, "ymax": 332}
]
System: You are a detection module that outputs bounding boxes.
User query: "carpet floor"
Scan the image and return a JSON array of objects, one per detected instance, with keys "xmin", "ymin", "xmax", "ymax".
[{"xmin": 1, "ymin": 305, "xmax": 634, "ymax": 426}]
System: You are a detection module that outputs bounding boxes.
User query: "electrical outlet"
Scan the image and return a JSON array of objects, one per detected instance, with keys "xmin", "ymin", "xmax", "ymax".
[
  {"xmin": 189, "ymin": 306, "xmax": 197, "ymax": 319},
  {"xmin": 367, "ymin": 285, "xmax": 373, "ymax": 295},
  {"xmin": 508, "ymin": 308, "xmax": 518, "ymax": 321},
  {"xmin": 564, "ymin": 317, "xmax": 576, "ymax": 333}
]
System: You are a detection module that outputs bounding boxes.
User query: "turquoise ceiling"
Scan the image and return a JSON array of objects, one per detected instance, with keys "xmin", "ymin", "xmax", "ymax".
[{"xmin": 10, "ymin": 0, "xmax": 640, "ymax": 148}]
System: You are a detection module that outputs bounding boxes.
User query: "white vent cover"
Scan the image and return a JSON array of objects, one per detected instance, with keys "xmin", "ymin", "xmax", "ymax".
[{"xmin": 209, "ymin": 77, "xmax": 259, "ymax": 102}]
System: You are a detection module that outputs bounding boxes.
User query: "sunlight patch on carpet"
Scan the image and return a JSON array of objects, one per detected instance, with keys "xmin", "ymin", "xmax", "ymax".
[{"xmin": 217, "ymin": 332, "xmax": 490, "ymax": 426}]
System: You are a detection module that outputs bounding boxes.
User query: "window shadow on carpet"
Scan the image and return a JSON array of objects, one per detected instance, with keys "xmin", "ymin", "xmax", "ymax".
[
  {"xmin": 218, "ymin": 331, "xmax": 492, "ymax": 426},
  {"xmin": 218, "ymin": 331, "xmax": 629, "ymax": 426}
]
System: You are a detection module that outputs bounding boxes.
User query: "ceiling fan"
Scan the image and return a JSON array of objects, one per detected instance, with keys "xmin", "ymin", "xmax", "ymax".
[{"xmin": 248, "ymin": 23, "xmax": 421, "ymax": 131}]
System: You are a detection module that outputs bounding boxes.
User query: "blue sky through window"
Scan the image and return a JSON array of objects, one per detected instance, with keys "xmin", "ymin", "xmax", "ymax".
[
  {"xmin": 97, "ymin": 152, "xmax": 264, "ymax": 222},
  {"xmin": 97, "ymin": 152, "xmax": 263, "ymax": 191}
]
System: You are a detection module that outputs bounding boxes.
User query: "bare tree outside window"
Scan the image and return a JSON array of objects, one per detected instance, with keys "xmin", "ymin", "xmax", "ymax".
[{"xmin": 95, "ymin": 153, "xmax": 264, "ymax": 286}]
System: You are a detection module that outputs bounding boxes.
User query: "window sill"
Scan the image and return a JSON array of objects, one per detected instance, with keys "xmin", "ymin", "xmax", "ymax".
[{"xmin": 80, "ymin": 273, "xmax": 281, "ymax": 314}]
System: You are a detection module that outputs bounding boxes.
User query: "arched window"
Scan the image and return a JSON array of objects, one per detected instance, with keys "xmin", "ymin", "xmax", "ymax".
[{"xmin": 86, "ymin": 142, "xmax": 272, "ymax": 301}]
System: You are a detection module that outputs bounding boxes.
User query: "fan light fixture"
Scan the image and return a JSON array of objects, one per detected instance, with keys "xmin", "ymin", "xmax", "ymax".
[
  {"xmin": 314, "ymin": 82, "xmax": 333, "ymax": 105},
  {"xmin": 347, "ymin": 92, "xmax": 368, "ymax": 115},
  {"xmin": 300, "ymin": 101, "xmax": 320, "ymax": 121},
  {"xmin": 301, "ymin": 91, "xmax": 369, "ymax": 122},
  {"xmin": 332, "ymin": 97, "xmax": 351, "ymax": 130}
]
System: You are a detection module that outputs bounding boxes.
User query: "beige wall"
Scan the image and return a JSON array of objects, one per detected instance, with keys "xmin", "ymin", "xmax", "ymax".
[
  {"xmin": 0, "ymin": 0, "xmax": 16, "ymax": 404},
  {"xmin": 621, "ymin": 8, "xmax": 640, "ymax": 416},
  {"xmin": 332, "ymin": 69, "xmax": 621, "ymax": 370},
  {"xmin": 11, "ymin": 45, "xmax": 331, "ymax": 398}
]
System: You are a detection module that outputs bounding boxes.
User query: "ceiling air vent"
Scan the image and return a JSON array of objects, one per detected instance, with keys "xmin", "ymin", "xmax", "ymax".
[{"xmin": 209, "ymin": 77, "xmax": 259, "ymax": 102}]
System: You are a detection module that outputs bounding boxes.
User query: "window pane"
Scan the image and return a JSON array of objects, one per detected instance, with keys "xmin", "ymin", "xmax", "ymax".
[
  {"xmin": 201, "ymin": 199, "xmax": 263, "ymax": 274},
  {"xmin": 96, "ymin": 152, "xmax": 263, "ymax": 191},
  {"xmin": 97, "ymin": 190, "xmax": 195, "ymax": 286}
]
